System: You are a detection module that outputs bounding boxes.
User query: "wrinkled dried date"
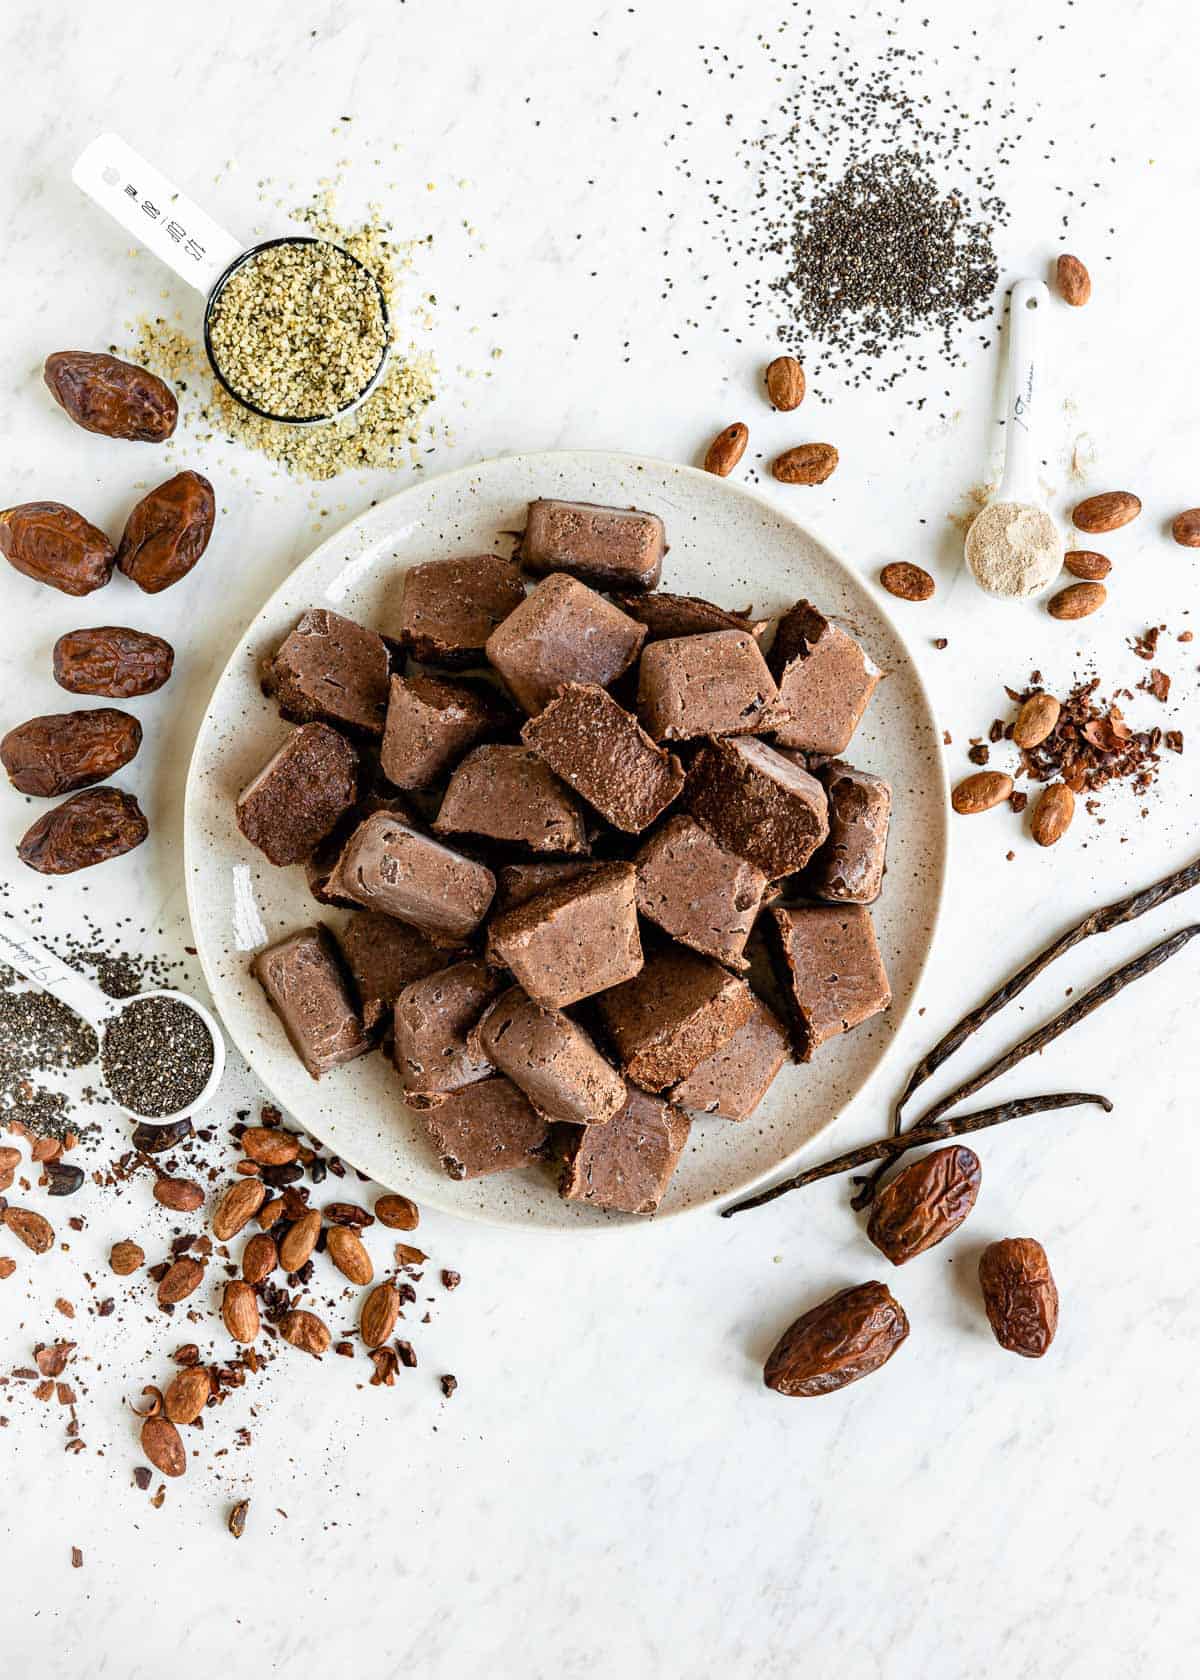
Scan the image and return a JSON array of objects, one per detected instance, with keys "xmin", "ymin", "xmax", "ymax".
[
  {"xmin": 18, "ymin": 787, "xmax": 148, "ymax": 874},
  {"xmin": 764, "ymin": 1281, "xmax": 909, "ymax": 1396},
  {"xmin": 116, "ymin": 471, "xmax": 215, "ymax": 593},
  {"xmin": 1, "ymin": 709, "xmax": 142, "ymax": 797},
  {"xmin": 0, "ymin": 501, "xmax": 115, "ymax": 596},
  {"xmin": 979, "ymin": 1237, "xmax": 1058, "ymax": 1358},
  {"xmin": 44, "ymin": 350, "xmax": 177, "ymax": 443},
  {"xmin": 53, "ymin": 626, "xmax": 175, "ymax": 698},
  {"xmin": 866, "ymin": 1146, "xmax": 981, "ymax": 1264}
]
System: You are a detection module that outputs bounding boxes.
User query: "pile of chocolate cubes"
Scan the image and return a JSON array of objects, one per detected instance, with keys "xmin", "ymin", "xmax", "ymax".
[{"xmin": 238, "ymin": 498, "xmax": 892, "ymax": 1216}]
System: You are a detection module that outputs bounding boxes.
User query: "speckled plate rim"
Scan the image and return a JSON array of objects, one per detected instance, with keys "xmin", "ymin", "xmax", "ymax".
[{"xmin": 183, "ymin": 450, "xmax": 949, "ymax": 1232}]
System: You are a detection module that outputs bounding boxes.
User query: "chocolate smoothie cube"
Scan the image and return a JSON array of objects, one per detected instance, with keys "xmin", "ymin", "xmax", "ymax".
[
  {"xmin": 519, "ymin": 499, "xmax": 665, "ymax": 593},
  {"xmin": 767, "ymin": 600, "xmax": 880, "ymax": 755},
  {"xmin": 306, "ymin": 792, "xmax": 412, "ymax": 908},
  {"xmin": 251, "ymin": 926, "xmax": 371, "ymax": 1079},
  {"xmin": 328, "ymin": 811, "xmax": 495, "ymax": 940},
  {"xmin": 397, "ymin": 554, "xmax": 525, "ymax": 667},
  {"xmin": 494, "ymin": 860, "xmax": 600, "ymax": 913},
  {"xmin": 637, "ymin": 630, "xmax": 779, "ymax": 742},
  {"xmin": 236, "ymin": 722, "xmax": 359, "ymax": 867},
  {"xmin": 486, "ymin": 862, "xmax": 643, "ymax": 1009},
  {"xmin": 671, "ymin": 998, "xmax": 790, "ymax": 1120},
  {"xmin": 380, "ymin": 673, "xmax": 514, "ymax": 791},
  {"xmin": 686, "ymin": 737, "xmax": 829, "ymax": 878},
  {"xmin": 473, "ymin": 986, "xmax": 626, "ymax": 1125},
  {"xmin": 614, "ymin": 592, "xmax": 767, "ymax": 643},
  {"xmin": 393, "ymin": 958, "xmax": 503, "ymax": 1105},
  {"xmin": 559, "ymin": 1085, "xmax": 691, "ymax": 1215},
  {"xmin": 336, "ymin": 913, "xmax": 449, "ymax": 1036},
  {"xmin": 433, "ymin": 745, "xmax": 589, "ymax": 855},
  {"xmin": 521, "ymin": 683, "xmax": 684, "ymax": 833},
  {"xmin": 634, "ymin": 813, "xmax": 767, "ymax": 970},
  {"xmin": 485, "ymin": 574, "xmax": 647, "ymax": 715},
  {"xmin": 595, "ymin": 944, "xmax": 756, "ymax": 1092},
  {"xmin": 263, "ymin": 608, "xmax": 390, "ymax": 736},
  {"xmin": 769, "ymin": 904, "xmax": 891, "ymax": 1060},
  {"xmin": 806, "ymin": 762, "xmax": 892, "ymax": 904},
  {"xmin": 421, "ymin": 1075, "xmax": 551, "ymax": 1180}
]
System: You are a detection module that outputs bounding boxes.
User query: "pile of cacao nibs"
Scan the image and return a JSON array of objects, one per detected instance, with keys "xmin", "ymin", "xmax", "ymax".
[{"xmin": 1010, "ymin": 676, "xmax": 1181, "ymax": 798}]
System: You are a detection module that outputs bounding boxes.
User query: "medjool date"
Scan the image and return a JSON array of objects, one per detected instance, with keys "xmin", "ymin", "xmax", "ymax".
[
  {"xmin": 0, "ymin": 501, "xmax": 115, "ymax": 595},
  {"xmin": 18, "ymin": 787, "xmax": 148, "ymax": 874},
  {"xmin": 53, "ymin": 626, "xmax": 174, "ymax": 697},
  {"xmin": 979, "ymin": 1238, "xmax": 1059, "ymax": 1358},
  {"xmin": 866, "ymin": 1145, "xmax": 981, "ymax": 1264},
  {"xmin": 43, "ymin": 350, "xmax": 177, "ymax": 442},
  {"xmin": 2, "ymin": 709, "xmax": 142, "ymax": 796},
  {"xmin": 763, "ymin": 1281, "xmax": 909, "ymax": 1397},
  {"xmin": 116, "ymin": 471, "xmax": 215, "ymax": 593}
]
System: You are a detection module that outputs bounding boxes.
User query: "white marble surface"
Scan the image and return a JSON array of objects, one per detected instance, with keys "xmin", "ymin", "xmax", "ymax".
[{"xmin": 2, "ymin": 0, "xmax": 1199, "ymax": 1674}]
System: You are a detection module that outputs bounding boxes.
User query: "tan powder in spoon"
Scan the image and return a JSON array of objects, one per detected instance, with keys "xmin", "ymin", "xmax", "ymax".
[{"xmin": 966, "ymin": 501, "xmax": 1063, "ymax": 598}]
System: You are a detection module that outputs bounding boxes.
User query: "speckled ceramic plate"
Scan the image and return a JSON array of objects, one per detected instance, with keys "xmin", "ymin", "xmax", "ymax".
[{"xmin": 184, "ymin": 451, "xmax": 948, "ymax": 1229}]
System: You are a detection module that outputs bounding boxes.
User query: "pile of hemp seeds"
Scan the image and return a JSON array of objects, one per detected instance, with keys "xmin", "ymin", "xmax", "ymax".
[{"xmin": 134, "ymin": 179, "xmax": 439, "ymax": 481}]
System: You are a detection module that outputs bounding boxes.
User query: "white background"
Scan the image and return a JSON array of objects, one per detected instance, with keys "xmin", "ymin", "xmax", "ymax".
[{"xmin": 2, "ymin": 1, "xmax": 1199, "ymax": 1675}]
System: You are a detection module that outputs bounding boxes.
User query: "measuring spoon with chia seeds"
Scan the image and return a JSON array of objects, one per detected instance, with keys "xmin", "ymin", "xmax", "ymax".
[
  {"xmin": 0, "ymin": 913, "xmax": 225, "ymax": 1128},
  {"xmin": 71, "ymin": 132, "xmax": 390, "ymax": 425},
  {"xmin": 964, "ymin": 278, "xmax": 1064, "ymax": 598}
]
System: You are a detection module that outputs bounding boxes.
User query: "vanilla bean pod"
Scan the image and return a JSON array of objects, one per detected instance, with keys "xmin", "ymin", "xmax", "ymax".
[
  {"xmin": 722, "ymin": 1092, "xmax": 1111, "ymax": 1218},
  {"xmin": 891, "ymin": 854, "xmax": 1200, "ymax": 1133},
  {"xmin": 849, "ymin": 921, "xmax": 1200, "ymax": 1210}
]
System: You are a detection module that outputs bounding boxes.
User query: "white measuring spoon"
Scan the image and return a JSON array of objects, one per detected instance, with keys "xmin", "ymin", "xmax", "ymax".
[
  {"xmin": 71, "ymin": 132, "xmax": 390, "ymax": 425},
  {"xmin": 965, "ymin": 277, "xmax": 1064, "ymax": 598},
  {"xmin": 0, "ymin": 913, "xmax": 225, "ymax": 1127}
]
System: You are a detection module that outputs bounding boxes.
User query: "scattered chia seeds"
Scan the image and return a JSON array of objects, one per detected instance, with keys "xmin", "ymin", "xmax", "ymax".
[
  {"xmin": 667, "ymin": 15, "xmax": 1080, "ymax": 390},
  {"xmin": 0, "ymin": 977, "xmax": 97, "ymax": 1139},
  {"xmin": 207, "ymin": 238, "xmax": 389, "ymax": 421},
  {"xmin": 100, "ymin": 996, "xmax": 214, "ymax": 1119}
]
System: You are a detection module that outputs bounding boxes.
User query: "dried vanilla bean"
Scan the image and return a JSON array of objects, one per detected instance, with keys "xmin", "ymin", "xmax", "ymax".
[
  {"xmin": 850, "ymin": 921, "xmax": 1200, "ymax": 1209},
  {"xmin": 722, "ymin": 1092, "xmax": 1111, "ymax": 1218},
  {"xmin": 892, "ymin": 854, "xmax": 1200, "ymax": 1132}
]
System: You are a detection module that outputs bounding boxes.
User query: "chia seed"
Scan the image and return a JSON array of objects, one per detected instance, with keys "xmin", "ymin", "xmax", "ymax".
[{"xmin": 100, "ymin": 997, "xmax": 214, "ymax": 1120}]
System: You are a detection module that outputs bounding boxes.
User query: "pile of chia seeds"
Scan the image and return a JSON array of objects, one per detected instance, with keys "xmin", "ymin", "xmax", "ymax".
[
  {"xmin": 0, "ymin": 903, "xmax": 189, "ymax": 1142},
  {"xmin": 670, "ymin": 13, "xmax": 1089, "ymax": 390},
  {"xmin": 100, "ymin": 995, "xmax": 214, "ymax": 1119}
]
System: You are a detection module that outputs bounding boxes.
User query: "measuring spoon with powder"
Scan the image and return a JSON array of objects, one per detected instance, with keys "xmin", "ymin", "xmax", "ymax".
[
  {"xmin": 965, "ymin": 278, "xmax": 1064, "ymax": 598},
  {"xmin": 71, "ymin": 133, "xmax": 390, "ymax": 425},
  {"xmin": 0, "ymin": 915, "xmax": 225, "ymax": 1127}
]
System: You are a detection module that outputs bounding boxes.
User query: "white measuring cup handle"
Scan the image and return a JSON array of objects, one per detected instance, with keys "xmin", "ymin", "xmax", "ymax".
[
  {"xmin": 0, "ymin": 913, "xmax": 115, "ymax": 1033},
  {"xmin": 72, "ymin": 133, "xmax": 243, "ymax": 296},
  {"xmin": 996, "ymin": 278, "xmax": 1050, "ymax": 505}
]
